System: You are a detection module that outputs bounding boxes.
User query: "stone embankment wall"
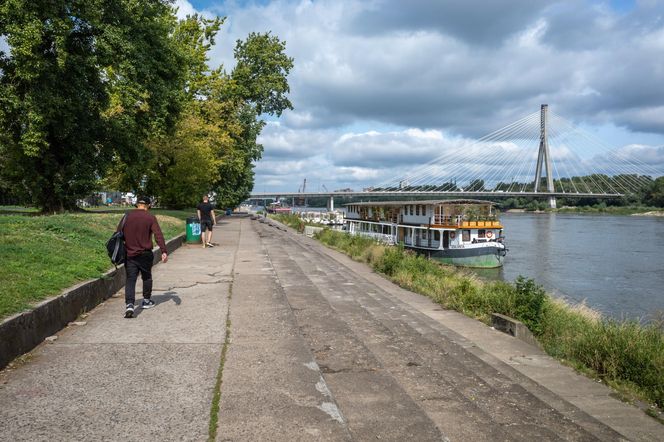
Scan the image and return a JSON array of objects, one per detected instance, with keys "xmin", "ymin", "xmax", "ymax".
[{"xmin": 0, "ymin": 234, "xmax": 185, "ymax": 369}]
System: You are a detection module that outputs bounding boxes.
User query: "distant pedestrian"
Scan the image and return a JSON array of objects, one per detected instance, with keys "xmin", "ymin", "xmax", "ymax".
[
  {"xmin": 197, "ymin": 195, "xmax": 216, "ymax": 248},
  {"xmin": 118, "ymin": 196, "xmax": 168, "ymax": 318}
]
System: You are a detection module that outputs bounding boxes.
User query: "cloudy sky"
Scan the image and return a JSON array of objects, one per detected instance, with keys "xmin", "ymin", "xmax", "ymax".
[{"xmin": 184, "ymin": 1, "xmax": 664, "ymax": 191}]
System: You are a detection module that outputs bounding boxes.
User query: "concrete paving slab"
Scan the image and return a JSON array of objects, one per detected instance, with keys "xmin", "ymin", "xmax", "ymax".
[
  {"xmin": 322, "ymin": 371, "xmax": 445, "ymax": 441},
  {"xmin": 263, "ymin": 249, "xmax": 445, "ymax": 440},
  {"xmin": 0, "ymin": 342, "xmax": 220, "ymax": 441},
  {"xmin": 215, "ymin": 225, "xmax": 351, "ymax": 441},
  {"xmin": 61, "ymin": 283, "xmax": 228, "ymax": 344},
  {"xmin": 217, "ymin": 338, "xmax": 350, "ymax": 442},
  {"xmin": 274, "ymin": 230, "xmax": 604, "ymax": 441}
]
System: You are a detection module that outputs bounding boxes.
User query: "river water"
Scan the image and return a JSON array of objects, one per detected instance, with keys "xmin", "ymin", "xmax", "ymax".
[{"xmin": 479, "ymin": 213, "xmax": 664, "ymax": 321}]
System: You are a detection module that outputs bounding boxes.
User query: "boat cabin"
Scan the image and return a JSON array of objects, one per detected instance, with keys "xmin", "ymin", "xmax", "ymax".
[{"xmin": 344, "ymin": 200, "xmax": 504, "ymax": 258}]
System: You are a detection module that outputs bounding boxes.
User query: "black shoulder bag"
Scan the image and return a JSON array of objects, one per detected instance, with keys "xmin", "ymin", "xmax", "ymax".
[{"xmin": 106, "ymin": 213, "xmax": 128, "ymax": 267}]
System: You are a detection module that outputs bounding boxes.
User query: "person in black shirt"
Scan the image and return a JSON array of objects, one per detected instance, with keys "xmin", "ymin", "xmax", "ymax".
[{"xmin": 196, "ymin": 195, "xmax": 216, "ymax": 248}]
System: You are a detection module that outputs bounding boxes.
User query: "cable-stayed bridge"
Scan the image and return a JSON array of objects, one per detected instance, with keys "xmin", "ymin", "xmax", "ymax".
[{"xmin": 250, "ymin": 105, "xmax": 661, "ymax": 209}]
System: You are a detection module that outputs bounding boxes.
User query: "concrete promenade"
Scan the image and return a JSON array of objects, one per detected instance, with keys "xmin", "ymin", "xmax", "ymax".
[{"xmin": 0, "ymin": 216, "xmax": 662, "ymax": 441}]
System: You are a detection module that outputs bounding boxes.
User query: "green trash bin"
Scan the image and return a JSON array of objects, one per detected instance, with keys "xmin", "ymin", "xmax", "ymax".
[{"xmin": 186, "ymin": 216, "xmax": 201, "ymax": 243}]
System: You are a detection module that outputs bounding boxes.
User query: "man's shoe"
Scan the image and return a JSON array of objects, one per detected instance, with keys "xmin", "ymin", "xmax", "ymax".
[
  {"xmin": 141, "ymin": 299, "xmax": 156, "ymax": 309},
  {"xmin": 206, "ymin": 242, "xmax": 214, "ymax": 247},
  {"xmin": 124, "ymin": 303, "xmax": 135, "ymax": 318}
]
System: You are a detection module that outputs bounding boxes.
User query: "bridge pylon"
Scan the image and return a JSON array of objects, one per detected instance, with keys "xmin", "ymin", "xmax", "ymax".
[{"xmin": 533, "ymin": 104, "xmax": 557, "ymax": 209}]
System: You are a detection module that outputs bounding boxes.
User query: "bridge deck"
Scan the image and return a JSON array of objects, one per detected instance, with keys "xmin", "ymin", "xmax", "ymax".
[{"xmin": 250, "ymin": 191, "xmax": 624, "ymax": 199}]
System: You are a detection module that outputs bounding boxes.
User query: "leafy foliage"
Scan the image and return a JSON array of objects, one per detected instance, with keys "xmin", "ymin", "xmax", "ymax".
[
  {"xmin": 118, "ymin": 16, "xmax": 293, "ymax": 209},
  {"xmin": 0, "ymin": 0, "xmax": 186, "ymax": 212},
  {"xmin": 643, "ymin": 176, "xmax": 664, "ymax": 207},
  {"xmin": 513, "ymin": 275, "xmax": 546, "ymax": 335},
  {"xmin": 1, "ymin": 5, "xmax": 293, "ymax": 211},
  {"xmin": 231, "ymin": 32, "xmax": 294, "ymax": 117}
]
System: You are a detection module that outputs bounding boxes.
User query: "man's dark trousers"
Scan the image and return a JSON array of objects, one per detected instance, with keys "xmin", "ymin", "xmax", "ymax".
[{"xmin": 125, "ymin": 251, "xmax": 154, "ymax": 305}]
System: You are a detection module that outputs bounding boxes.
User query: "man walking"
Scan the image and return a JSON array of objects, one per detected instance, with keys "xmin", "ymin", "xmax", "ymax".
[
  {"xmin": 118, "ymin": 196, "xmax": 168, "ymax": 318},
  {"xmin": 197, "ymin": 195, "xmax": 216, "ymax": 248}
]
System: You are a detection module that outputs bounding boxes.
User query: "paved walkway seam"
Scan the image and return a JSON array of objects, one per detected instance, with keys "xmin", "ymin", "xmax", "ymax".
[{"xmin": 207, "ymin": 221, "xmax": 239, "ymax": 441}]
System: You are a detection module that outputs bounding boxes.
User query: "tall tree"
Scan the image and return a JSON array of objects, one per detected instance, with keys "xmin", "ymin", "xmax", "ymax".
[
  {"xmin": 230, "ymin": 31, "xmax": 294, "ymax": 117},
  {"xmin": 0, "ymin": 0, "xmax": 185, "ymax": 212},
  {"xmin": 137, "ymin": 13, "xmax": 229, "ymax": 208},
  {"xmin": 211, "ymin": 31, "xmax": 294, "ymax": 207},
  {"xmin": 644, "ymin": 176, "xmax": 664, "ymax": 207},
  {"xmin": 139, "ymin": 21, "xmax": 294, "ymax": 209}
]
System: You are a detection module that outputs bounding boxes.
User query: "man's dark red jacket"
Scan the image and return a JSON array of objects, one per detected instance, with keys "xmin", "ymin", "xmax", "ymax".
[{"xmin": 117, "ymin": 210, "xmax": 168, "ymax": 257}]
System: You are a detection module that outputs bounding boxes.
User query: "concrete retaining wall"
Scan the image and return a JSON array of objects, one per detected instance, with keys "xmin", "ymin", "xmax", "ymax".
[
  {"xmin": 0, "ymin": 234, "xmax": 185, "ymax": 370},
  {"xmin": 491, "ymin": 313, "xmax": 541, "ymax": 349},
  {"xmin": 303, "ymin": 226, "xmax": 324, "ymax": 237}
]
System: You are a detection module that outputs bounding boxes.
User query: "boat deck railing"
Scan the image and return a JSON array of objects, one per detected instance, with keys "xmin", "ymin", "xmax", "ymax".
[
  {"xmin": 433, "ymin": 215, "xmax": 501, "ymax": 228},
  {"xmin": 350, "ymin": 230, "xmax": 396, "ymax": 245}
]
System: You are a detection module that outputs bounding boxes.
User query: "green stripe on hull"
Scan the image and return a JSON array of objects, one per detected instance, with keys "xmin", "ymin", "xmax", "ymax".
[{"xmin": 433, "ymin": 254, "xmax": 504, "ymax": 268}]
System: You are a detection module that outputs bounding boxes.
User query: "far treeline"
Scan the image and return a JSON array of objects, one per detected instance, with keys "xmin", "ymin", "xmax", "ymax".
[
  {"xmin": 0, "ymin": 0, "xmax": 293, "ymax": 212},
  {"xmin": 302, "ymin": 174, "xmax": 663, "ymax": 210}
]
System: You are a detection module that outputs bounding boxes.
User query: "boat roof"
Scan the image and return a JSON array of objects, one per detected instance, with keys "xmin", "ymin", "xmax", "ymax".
[{"xmin": 344, "ymin": 199, "xmax": 497, "ymax": 207}]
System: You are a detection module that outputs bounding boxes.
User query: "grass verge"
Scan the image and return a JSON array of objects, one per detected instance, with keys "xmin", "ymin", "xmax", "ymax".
[
  {"xmin": 270, "ymin": 213, "xmax": 308, "ymax": 233},
  {"xmin": 0, "ymin": 211, "xmax": 189, "ymax": 321},
  {"xmin": 313, "ymin": 228, "xmax": 664, "ymax": 413}
]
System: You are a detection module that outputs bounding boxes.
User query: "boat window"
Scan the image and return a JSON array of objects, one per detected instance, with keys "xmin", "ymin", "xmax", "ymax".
[
  {"xmin": 462, "ymin": 230, "xmax": 470, "ymax": 242},
  {"xmin": 422, "ymin": 230, "xmax": 427, "ymax": 239},
  {"xmin": 434, "ymin": 231, "xmax": 440, "ymax": 241},
  {"xmin": 478, "ymin": 229, "xmax": 485, "ymax": 238},
  {"xmin": 415, "ymin": 205, "xmax": 419, "ymax": 216}
]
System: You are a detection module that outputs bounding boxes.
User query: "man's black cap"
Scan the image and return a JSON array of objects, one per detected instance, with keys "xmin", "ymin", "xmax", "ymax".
[{"xmin": 136, "ymin": 196, "xmax": 151, "ymax": 206}]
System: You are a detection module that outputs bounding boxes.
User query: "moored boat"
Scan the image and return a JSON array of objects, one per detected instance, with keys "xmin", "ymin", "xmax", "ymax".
[
  {"xmin": 344, "ymin": 199, "xmax": 507, "ymax": 268},
  {"xmin": 266, "ymin": 201, "xmax": 292, "ymax": 214}
]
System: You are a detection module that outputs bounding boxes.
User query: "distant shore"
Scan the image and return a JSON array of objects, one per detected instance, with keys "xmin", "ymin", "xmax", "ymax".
[
  {"xmin": 631, "ymin": 211, "xmax": 664, "ymax": 217},
  {"xmin": 504, "ymin": 207, "xmax": 664, "ymax": 216}
]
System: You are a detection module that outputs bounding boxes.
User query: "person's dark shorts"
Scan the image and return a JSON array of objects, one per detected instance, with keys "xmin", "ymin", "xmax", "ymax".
[{"xmin": 201, "ymin": 219, "xmax": 213, "ymax": 232}]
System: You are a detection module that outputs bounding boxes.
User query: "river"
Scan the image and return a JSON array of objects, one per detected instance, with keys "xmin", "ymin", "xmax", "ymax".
[{"xmin": 479, "ymin": 212, "xmax": 664, "ymax": 321}]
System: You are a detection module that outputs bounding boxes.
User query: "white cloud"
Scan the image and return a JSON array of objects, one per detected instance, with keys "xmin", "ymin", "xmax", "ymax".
[
  {"xmin": 0, "ymin": 34, "xmax": 9, "ymax": 57},
  {"xmin": 173, "ymin": 0, "xmax": 197, "ymax": 20},
  {"xmin": 182, "ymin": 0, "xmax": 664, "ymax": 192}
]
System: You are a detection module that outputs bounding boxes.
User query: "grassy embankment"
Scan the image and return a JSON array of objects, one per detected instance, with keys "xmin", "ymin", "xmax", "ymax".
[
  {"xmin": 271, "ymin": 213, "xmax": 664, "ymax": 414},
  {"xmin": 267, "ymin": 213, "xmax": 314, "ymax": 233},
  {"xmin": 0, "ymin": 209, "xmax": 195, "ymax": 321}
]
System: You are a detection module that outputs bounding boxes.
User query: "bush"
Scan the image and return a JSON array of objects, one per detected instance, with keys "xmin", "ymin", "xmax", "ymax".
[
  {"xmin": 272, "ymin": 213, "xmax": 305, "ymax": 232},
  {"xmin": 373, "ymin": 245, "xmax": 404, "ymax": 275},
  {"xmin": 513, "ymin": 276, "xmax": 546, "ymax": 335}
]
